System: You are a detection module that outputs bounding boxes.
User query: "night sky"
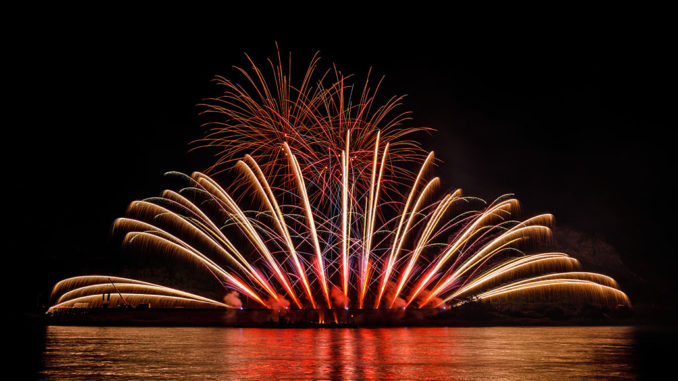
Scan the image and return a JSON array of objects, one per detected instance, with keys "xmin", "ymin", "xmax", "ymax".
[{"xmin": 9, "ymin": 10, "xmax": 675, "ymax": 317}]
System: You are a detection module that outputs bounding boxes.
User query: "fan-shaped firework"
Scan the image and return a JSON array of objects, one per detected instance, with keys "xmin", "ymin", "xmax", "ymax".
[{"xmin": 48, "ymin": 51, "xmax": 629, "ymax": 313}]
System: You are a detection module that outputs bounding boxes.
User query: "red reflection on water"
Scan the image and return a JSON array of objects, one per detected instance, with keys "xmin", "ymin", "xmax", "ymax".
[
  {"xmin": 41, "ymin": 326, "xmax": 635, "ymax": 380},
  {"xmin": 215, "ymin": 327, "xmax": 464, "ymax": 380}
]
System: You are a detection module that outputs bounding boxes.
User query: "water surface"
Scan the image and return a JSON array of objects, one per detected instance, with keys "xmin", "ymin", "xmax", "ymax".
[{"xmin": 38, "ymin": 326, "xmax": 638, "ymax": 380}]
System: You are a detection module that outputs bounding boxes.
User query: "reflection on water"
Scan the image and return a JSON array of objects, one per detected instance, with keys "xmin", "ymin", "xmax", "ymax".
[{"xmin": 38, "ymin": 326, "xmax": 637, "ymax": 380}]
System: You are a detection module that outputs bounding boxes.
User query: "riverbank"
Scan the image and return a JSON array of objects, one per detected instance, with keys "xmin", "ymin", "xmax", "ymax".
[{"xmin": 37, "ymin": 301, "xmax": 641, "ymax": 327}]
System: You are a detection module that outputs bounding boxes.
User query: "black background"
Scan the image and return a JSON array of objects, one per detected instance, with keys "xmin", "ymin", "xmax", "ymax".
[{"xmin": 8, "ymin": 8, "xmax": 676, "ymax": 319}]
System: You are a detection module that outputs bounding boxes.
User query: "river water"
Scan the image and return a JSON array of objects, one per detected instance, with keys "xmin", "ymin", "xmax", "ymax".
[{"xmin": 35, "ymin": 325, "xmax": 654, "ymax": 379}]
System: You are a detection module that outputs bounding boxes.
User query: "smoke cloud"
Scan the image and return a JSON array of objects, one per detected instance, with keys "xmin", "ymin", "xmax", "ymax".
[
  {"xmin": 223, "ymin": 290, "xmax": 243, "ymax": 308},
  {"xmin": 384, "ymin": 281, "xmax": 407, "ymax": 309},
  {"xmin": 330, "ymin": 285, "xmax": 350, "ymax": 308},
  {"xmin": 418, "ymin": 288, "xmax": 447, "ymax": 309},
  {"xmin": 267, "ymin": 294, "xmax": 291, "ymax": 311}
]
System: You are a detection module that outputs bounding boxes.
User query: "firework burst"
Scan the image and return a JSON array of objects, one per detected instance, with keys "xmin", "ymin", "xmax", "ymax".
[{"xmin": 48, "ymin": 51, "xmax": 629, "ymax": 312}]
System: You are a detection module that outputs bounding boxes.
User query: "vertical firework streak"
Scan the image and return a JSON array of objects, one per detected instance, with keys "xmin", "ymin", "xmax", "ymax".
[
  {"xmin": 358, "ymin": 131, "xmax": 387, "ymax": 309},
  {"xmin": 238, "ymin": 155, "xmax": 317, "ymax": 308},
  {"xmin": 49, "ymin": 51, "xmax": 629, "ymax": 311},
  {"xmin": 283, "ymin": 143, "xmax": 332, "ymax": 308}
]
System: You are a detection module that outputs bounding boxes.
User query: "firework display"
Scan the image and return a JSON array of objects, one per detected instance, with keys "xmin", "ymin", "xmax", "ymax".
[{"xmin": 48, "ymin": 52, "xmax": 629, "ymax": 313}]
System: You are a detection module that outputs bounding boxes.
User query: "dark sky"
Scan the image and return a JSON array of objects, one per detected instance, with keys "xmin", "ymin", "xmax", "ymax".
[{"xmin": 8, "ymin": 10, "xmax": 675, "ymax": 312}]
